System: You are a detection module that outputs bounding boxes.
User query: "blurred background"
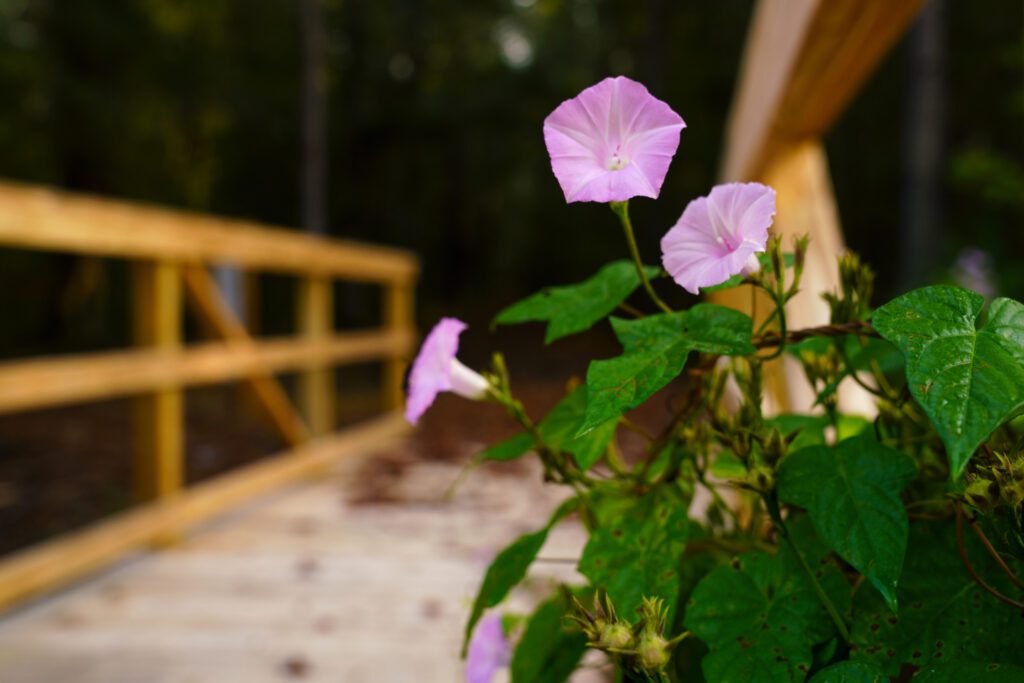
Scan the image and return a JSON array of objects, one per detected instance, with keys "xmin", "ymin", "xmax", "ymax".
[{"xmin": 0, "ymin": 0, "xmax": 1020, "ymax": 632}]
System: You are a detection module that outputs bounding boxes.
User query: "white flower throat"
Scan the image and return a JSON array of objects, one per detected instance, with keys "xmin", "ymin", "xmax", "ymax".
[{"xmin": 448, "ymin": 358, "xmax": 489, "ymax": 399}]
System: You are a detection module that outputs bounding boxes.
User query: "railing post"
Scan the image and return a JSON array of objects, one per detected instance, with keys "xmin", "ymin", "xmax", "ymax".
[
  {"xmin": 297, "ymin": 275, "xmax": 334, "ymax": 435},
  {"xmin": 383, "ymin": 278, "xmax": 414, "ymax": 412},
  {"xmin": 132, "ymin": 260, "xmax": 184, "ymax": 510}
]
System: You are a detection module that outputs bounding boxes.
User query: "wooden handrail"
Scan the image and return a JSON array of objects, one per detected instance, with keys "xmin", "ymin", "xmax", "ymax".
[
  {"xmin": 0, "ymin": 329, "xmax": 413, "ymax": 414},
  {"xmin": 0, "ymin": 181, "xmax": 418, "ymax": 283},
  {"xmin": 0, "ymin": 180, "xmax": 419, "ymax": 612},
  {"xmin": 0, "ymin": 413, "xmax": 408, "ymax": 611}
]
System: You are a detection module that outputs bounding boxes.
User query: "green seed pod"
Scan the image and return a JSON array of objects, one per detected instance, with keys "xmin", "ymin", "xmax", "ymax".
[
  {"xmin": 599, "ymin": 622, "xmax": 634, "ymax": 651},
  {"xmin": 636, "ymin": 633, "xmax": 671, "ymax": 670}
]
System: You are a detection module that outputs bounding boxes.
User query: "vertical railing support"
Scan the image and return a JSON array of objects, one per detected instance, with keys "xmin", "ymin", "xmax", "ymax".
[
  {"xmin": 132, "ymin": 260, "xmax": 184, "ymax": 511},
  {"xmin": 298, "ymin": 275, "xmax": 334, "ymax": 435},
  {"xmin": 383, "ymin": 278, "xmax": 415, "ymax": 412}
]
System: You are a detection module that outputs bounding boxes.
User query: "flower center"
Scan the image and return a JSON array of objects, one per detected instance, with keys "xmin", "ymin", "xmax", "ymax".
[{"xmin": 606, "ymin": 143, "xmax": 630, "ymax": 171}]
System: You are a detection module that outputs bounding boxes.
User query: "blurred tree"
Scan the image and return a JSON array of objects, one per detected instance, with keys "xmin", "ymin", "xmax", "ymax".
[{"xmin": 0, "ymin": 0, "xmax": 1017, "ymax": 353}]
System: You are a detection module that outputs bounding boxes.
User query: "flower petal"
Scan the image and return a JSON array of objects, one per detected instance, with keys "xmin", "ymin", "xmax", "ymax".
[
  {"xmin": 404, "ymin": 317, "xmax": 467, "ymax": 425},
  {"xmin": 544, "ymin": 76, "xmax": 685, "ymax": 203},
  {"xmin": 661, "ymin": 182, "xmax": 776, "ymax": 294},
  {"xmin": 465, "ymin": 613, "xmax": 511, "ymax": 683}
]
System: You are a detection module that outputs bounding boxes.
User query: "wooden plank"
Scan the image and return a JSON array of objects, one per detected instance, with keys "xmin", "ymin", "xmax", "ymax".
[
  {"xmin": 0, "ymin": 329, "xmax": 414, "ymax": 415},
  {"xmin": 182, "ymin": 265, "xmax": 310, "ymax": 447},
  {"xmin": 297, "ymin": 277, "xmax": 334, "ymax": 435},
  {"xmin": 721, "ymin": 0, "xmax": 926, "ymax": 182},
  {"xmin": 0, "ymin": 181, "xmax": 418, "ymax": 283},
  {"xmin": 382, "ymin": 281, "xmax": 415, "ymax": 411},
  {"xmin": 132, "ymin": 261, "xmax": 183, "ymax": 504},
  {"xmin": 0, "ymin": 412, "xmax": 409, "ymax": 613}
]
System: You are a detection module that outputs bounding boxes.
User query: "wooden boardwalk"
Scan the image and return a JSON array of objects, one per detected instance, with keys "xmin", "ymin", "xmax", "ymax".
[{"xmin": 0, "ymin": 446, "xmax": 599, "ymax": 683}]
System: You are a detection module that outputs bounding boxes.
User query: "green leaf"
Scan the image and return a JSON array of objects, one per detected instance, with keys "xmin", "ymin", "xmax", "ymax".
[
  {"xmin": 578, "ymin": 487, "xmax": 690, "ymax": 621},
  {"xmin": 808, "ymin": 661, "xmax": 886, "ymax": 683},
  {"xmin": 686, "ymin": 538, "xmax": 849, "ymax": 683},
  {"xmin": 462, "ymin": 497, "xmax": 578, "ymax": 655},
  {"xmin": 581, "ymin": 304, "xmax": 754, "ymax": 433},
  {"xmin": 474, "ymin": 433, "xmax": 533, "ymax": 463},
  {"xmin": 494, "ymin": 260, "xmax": 660, "ymax": 344},
  {"xmin": 873, "ymin": 286, "xmax": 1024, "ymax": 477},
  {"xmin": 850, "ymin": 522, "xmax": 1024, "ymax": 676},
  {"xmin": 538, "ymin": 387, "xmax": 617, "ymax": 471},
  {"xmin": 777, "ymin": 434, "xmax": 917, "ymax": 610},
  {"xmin": 700, "ymin": 640, "xmax": 803, "ymax": 683},
  {"xmin": 510, "ymin": 595, "xmax": 588, "ymax": 683},
  {"xmin": 701, "ymin": 273, "xmax": 745, "ymax": 294},
  {"xmin": 913, "ymin": 662, "xmax": 1024, "ymax": 683}
]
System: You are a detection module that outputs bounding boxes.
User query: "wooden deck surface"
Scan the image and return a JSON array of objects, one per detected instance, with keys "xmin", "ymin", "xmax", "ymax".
[{"xmin": 0, "ymin": 445, "xmax": 601, "ymax": 682}]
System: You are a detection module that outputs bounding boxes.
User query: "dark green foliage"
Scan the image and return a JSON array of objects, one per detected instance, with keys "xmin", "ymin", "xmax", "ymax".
[
  {"xmin": 808, "ymin": 661, "xmax": 886, "ymax": 683},
  {"xmin": 494, "ymin": 261, "xmax": 661, "ymax": 344},
  {"xmin": 510, "ymin": 595, "xmax": 589, "ymax": 683},
  {"xmin": 685, "ymin": 526, "xmax": 851, "ymax": 683},
  {"xmin": 582, "ymin": 304, "xmax": 754, "ymax": 432},
  {"xmin": 537, "ymin": 386, "xmax": 618, "ymax": 471},
  {"xmin": 849, "ymin": 522, "xmax": 1024, "ymax": 677},
  {"xmin": 578, "ymin": 487, "xmax": 691, "ymax": 621},
  {"xmin": 462, "ymin": 496, "xmax": 578, "ymax": 655},
  {"xmin": 474, "ymin": 432, "xmax": 533, "ymax": 462},
  {"xmin": 873, "ymin": 286, "xmax": 1024, "ymax": 477},
  {"xmin": 778, "ymin": 434, "xmax": 918, "ymax": 609}
]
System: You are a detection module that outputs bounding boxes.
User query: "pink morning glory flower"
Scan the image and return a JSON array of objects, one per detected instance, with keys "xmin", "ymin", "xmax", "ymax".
[
  {"xmin": 543, "ymin": 76, "xmax": 686, "ymax": 203},
  {"xmin": 405, "ymin": 317, "xmax": 490, "ymax": 425},
  {"xmin": 465, "ymin": 613, "xmax": 511, "ymax": 683},
  {"xmin": 660, "ymin": 182, "xmax": 777, "ymax": 295}
]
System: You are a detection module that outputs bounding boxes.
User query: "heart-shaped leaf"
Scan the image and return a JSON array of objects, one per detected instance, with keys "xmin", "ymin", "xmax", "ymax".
[
  {"xmin": 873, "ymin": 286, "xmax": 1024, "ymax": 477},
  {"xmin": 494, "ymin": 260, "xmax": 661, "ymax": 344},
  {"xmin": 538, "ymin": 387, "xmax": 618, "ymax": 471},
  {"xmin": 777, "ymin": 434, "xmax": 917, "ymax": 610},
  {"xmin": 581, "ymin": 304, "xmax": 754, "ymax": 433},
  {"xmin": 579, "ymin": 487, "xmax": 691, "ymax": 621}
]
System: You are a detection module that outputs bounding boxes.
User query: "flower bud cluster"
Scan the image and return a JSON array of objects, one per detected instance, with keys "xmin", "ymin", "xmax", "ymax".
[
  {"xmin": 568, "ymin": 593, "xmax": 689, "ymax": 675},
  {"xmin": 963, "ymin": 452, "xmax": 1024, "ymax": 516},
  {"xmin": 797, "ymin": 345, "xmax": 842, "ymax": 411},
  {"xmin": 823, "ymin": 252, "xmax": 875, "ymax": 324}
]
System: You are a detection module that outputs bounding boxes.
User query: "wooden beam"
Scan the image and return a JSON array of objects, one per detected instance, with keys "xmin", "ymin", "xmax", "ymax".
[
  {"xmin": 721, "ymin": 0, "xmax": 926, "ymax": 183},
  {"xmin": 297, "ymin": 276, "xmax": 335, "ymax": 434},
  {"xmin": 182, "ymin": 265, "xmax": 310, "ymax": 447},
  {"xmin": 132, "ymin": 261, "xmax": 184, "ymax": 504},
  {"xmin": 0, "ymin": 412, "xmax": 409, "ymax": 613},
  {"xmin": 0, "ymin": 329, "xmax": 414, "ymax": 415},
  {"xmin": 383, "ymin": 280, "xmax": 415, "ymax": 411},
  {"xmin": 0, "ymin": 181, "xmax": 419, "ymax": 283},
  {"xmin": 760, "ymin": 142, "xmax": 873, "ymax": 413}
]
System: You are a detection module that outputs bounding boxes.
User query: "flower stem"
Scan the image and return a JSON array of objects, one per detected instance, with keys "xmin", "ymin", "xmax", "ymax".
[
  {"xmin": 611, "ymin": 201, "xmax": 673, "ymax": 315},
  {"xmin": 764, "ymin": 493, "xmax": 851, "ymax": 644}
]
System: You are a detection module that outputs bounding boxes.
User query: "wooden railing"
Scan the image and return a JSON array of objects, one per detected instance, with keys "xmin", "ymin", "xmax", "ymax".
[{"xmin": 0, "ymin": 181, "xmax": 418, "ymax": 611}]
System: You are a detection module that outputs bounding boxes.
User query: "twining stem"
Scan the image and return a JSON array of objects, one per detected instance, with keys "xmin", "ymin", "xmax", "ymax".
[
  {"xmin": 753, "ymin": 320, "xmax": 877, "ymax": 348},
  {"xmin": 965, "ymin": 510, "xmax": 1024, "ymax": 592},
  {"xmin": 610, "ymin": 201, "xmax": 674, "ymax": 315},
  {"xmin": 488, "ymin": 354, "xmax": 591, "ymax": 493},
  {"xmin": 765, "ymin": 493, "xmax": 852, "ymax": 644},
  {"xmin": 759, "ymin": 262, "xmax": 790, "ymax": 361},
  {"xmin": 956, "ymin": 502, "xmax": 1024, "ymax": 606}
]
